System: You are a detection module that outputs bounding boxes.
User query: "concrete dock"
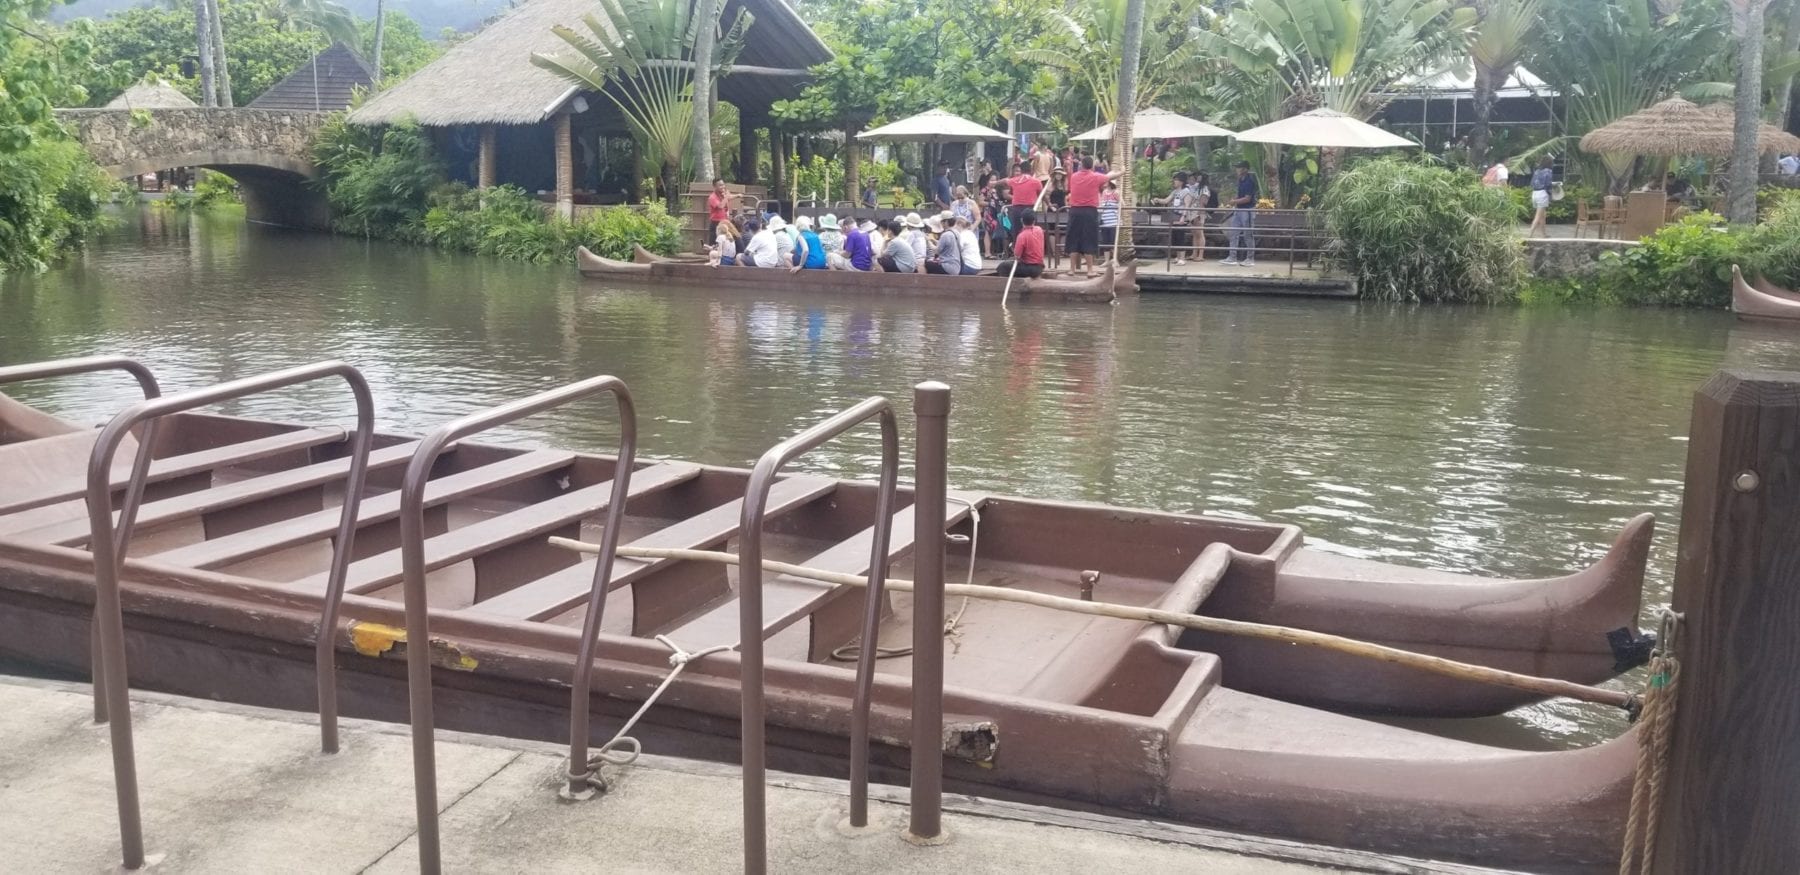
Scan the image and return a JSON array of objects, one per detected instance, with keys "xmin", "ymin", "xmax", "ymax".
[{"xmin": 0, "ymin": 675, "xmax": 1510, "ymax": 873}]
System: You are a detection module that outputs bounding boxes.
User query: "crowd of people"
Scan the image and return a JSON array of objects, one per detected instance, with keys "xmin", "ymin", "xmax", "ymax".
[{"xmin": 700, "ymin": 139, "xmax": 1265, "ymax": 277}]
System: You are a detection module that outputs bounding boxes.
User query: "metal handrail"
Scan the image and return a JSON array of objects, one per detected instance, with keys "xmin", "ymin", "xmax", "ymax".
[
  {"xmin": 83, "ymin": 360, "xmax": 375, "ymax": 870},
  {"xmin": 0, "ymin": 356, "xmax": 162, "ymax": 724},
  {"xmin": 737, "ymin": 397, "xmax": 899, "ymax": 875},
  {"xmin": 394, "ymin": 375, "xmax": 635, "ymax": 875}
]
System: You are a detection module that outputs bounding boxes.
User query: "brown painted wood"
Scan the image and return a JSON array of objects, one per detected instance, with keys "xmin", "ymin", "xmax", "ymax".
[
  {"xmin": 466, "ymin": 474, "xmax": 836, "ymax": 622},
  {"xmin": 0, "ymin": 426, "xmax": 345, "ymax": 517},
  {"xmin": 295, "ymin": 462, "xmax": 701, "ymax": 595},
  {"xmin": 664, "ymin": 495, "xmax": 978, "ymax": 647},
  {"xmin": 1654, "ymin": 369, "xmax": 1800, "ymax": 873},
  {"xmin": 16, "ymin": 441, "xmax": 426, "ymax": 547},
  {"xmin": 149, "ymin": 450, "xmax": 576, "ymax": 570}
]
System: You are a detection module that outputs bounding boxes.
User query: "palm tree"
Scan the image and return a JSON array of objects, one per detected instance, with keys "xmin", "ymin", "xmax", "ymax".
[
  {"xmin": 1466, "ymin": 0, "xmax": 1542, "ymax": 167},
  {"xmin": 207, "ymin": 0, "xmax": 233, "ymax": 106},
  {"xmin": 1727, "ymin": 0, "xmax": 1770, "ymax": 223},
  {"xmin": 533, "ymin": 0, "xmax": 752, "ymax": 212},
  {"xmin": 1016, "ymin": 0, "xmax": 1204, "ymax": 123},
  {"xmin": 1111, "ymin": 0, "xmax": 1146, "ymax": 262},
  {"xmin": 689, "ymin": 0, "xmax": 719, "ymax": 181},
  {"xmin": 192, "ymin": 0, "xmax": 216, "ymax": 106}
]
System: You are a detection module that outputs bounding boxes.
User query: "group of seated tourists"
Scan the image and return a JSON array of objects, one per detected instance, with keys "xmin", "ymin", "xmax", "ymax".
[{"xmin": 708, "ymin": 207, "xmax": 1047, "ymax": 279}]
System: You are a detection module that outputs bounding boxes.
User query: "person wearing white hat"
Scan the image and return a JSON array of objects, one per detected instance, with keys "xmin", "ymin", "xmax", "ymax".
[
  {"xmin": 925, "ymin": 215, "xmax": 964, "ymax": 275},
  {"xmin": 902, "ymin": 212, "xmax": 929, "ymax": 266},
  {"xmin": 767, "ymin": 215, "xmax": 796, "ymax": 268},
  {"xmin": 791, "ymin": 215, "xmax": 826, "ymax": 271},
  {"xmin": 817, "ymin": 214, "xmax": 844, "ymax": 258}
]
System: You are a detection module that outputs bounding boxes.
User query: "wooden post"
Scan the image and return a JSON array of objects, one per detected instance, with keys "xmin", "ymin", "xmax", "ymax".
[
  {"xmin": 478, "ymin": 125, "xmax": 497, "ymax": 190},
  {"xmin": 738, "ymin": 115, "xmax": 759, "ymax": 186},
  {"xmin": 770, "ymin": 129, "xmax": 786, "ymax": 215},
  {"xmin": 554, "ymin": 112, "xmax": 574, "ymax": 220},
  {"xmin": 1653, "ymin": 368, "xmax": 1800, "ymax": 873}
]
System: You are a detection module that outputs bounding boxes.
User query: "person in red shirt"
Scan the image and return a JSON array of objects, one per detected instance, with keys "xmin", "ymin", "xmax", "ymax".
[
  {"xmin": 706, "ymin": 177, "xmax": 731, "ymax": 241},
  {"xmin": 1064, "ymin": 155, "xmax": 1126, "ymax": 278},
  {"xmin": 1005, "ymin": 161, "xmax": 1046, "ymax": 256},
  {"xmin": 993, "ymin": 209, "xmax": 1045, "ymax": 278}
]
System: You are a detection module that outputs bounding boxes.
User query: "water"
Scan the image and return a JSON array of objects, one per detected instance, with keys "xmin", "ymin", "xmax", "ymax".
[{"xmin": 6, "ymin": 207, "xmax": 1800, "ymax": 746}]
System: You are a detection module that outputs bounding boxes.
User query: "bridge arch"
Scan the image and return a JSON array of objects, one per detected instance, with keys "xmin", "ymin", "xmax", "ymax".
[{"xmin": 57, "ymin": 109, "xmax": 334, "ymax": 229}]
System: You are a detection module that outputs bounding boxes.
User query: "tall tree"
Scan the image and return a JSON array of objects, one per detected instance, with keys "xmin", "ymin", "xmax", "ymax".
[
  {"xmin": 193, "ymin": 0, "xmax": 216, "ymax": 105},
  {"xmin": 689, "ymin": 0, "xmax": 718, "ymax": 181},
  {"xmin": 1111, "ymin": 0, "xmax": 1146, "ymax": 263},
  {"xmin": 371, "ymin": 0, "xmax": 384, "ymax": 86},
  {"xmin": 533, "ymin": 0, "xmax": 752, "ymax": 211},
  {"xmin": 1774, "ymin": 0, "xmax": 1800, "ymax": 132},
  {"xmin": 1016, "ymin": 0, "xmax": 1204, "ymax": 122},
  {"xmin": 207, "ymin": 0, "xmax": 232, "ymax": 106},
  {"xmin": 1465, "ymin": 0, "xmax": 1542, "ymax": 167},
  {"xmin": 1728, "ymin": 0, "xmax": 1771, "ymax": 222}
]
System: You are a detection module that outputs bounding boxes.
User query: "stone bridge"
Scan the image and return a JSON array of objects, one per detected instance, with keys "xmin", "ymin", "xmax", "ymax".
[{"xmin": 57, "ymin": 108, "xmax": 332, "ymax": 229}]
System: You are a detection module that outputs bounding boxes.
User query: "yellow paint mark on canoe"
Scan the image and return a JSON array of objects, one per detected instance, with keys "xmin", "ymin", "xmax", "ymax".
[{"xmin": 349, "ymin": 623, "xmax": 406, "ymax": 657}]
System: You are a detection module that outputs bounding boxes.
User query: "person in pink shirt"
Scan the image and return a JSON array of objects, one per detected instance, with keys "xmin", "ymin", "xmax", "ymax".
[
  {"xmin": 1064, "ymin": 156, "xmax": 1126, "ymax": 278},
  {"xmin": 1005, "ymin": 161, "xmax": 1046, "ymax": 256}
]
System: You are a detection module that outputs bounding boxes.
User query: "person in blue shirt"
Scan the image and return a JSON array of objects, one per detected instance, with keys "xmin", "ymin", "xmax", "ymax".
[
  {"xmin": 1223, "ymin": 160, "xmax": 1259, "ymax": 267},
  {"xmin": 792, "ymin": 216, "xmax": 828, "ymax": 270},
  {"xmin": 830, "ymin": 217, "xmax": 874, "ymax": 271}
]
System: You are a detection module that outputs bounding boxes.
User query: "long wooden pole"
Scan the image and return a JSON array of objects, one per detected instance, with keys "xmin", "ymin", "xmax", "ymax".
[
  {"xmin": 1001, "ymin": 182, "xmax": 1051, "ymax": 306},
  {"xmin": 548, "ymin": 537, "xmax": 1633, "ymax": 709}
]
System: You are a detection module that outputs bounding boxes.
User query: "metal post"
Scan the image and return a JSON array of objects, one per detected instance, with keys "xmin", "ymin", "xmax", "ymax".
[{"xmin": 908, "ymin": 381, "xmax": 950, "ymax": 841}]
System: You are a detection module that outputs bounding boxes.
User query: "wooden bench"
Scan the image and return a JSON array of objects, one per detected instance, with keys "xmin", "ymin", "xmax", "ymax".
[
  {"xmin": 290, "ymin": 462, "xmax": 701, "ymax": 596},
  {"xmin": 15, "ymin": 441, "xmax": 427, "ymax": 547},
  {"xmin": 465, "ymin": 474, "xmax": 837, "ymax": 623},
  {"xmin": 661, "ymin": 493, "xmax": 982, "ymax": 651},
  {"xmin": 0, "ymin": 426, "xmax": 346, "ymax": 518},
  {"xmin": 150, "ymin": 450, "xmax": 578, "ymax": 570}
]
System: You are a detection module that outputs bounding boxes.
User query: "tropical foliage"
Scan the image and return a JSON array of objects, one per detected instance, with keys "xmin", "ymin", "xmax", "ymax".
[
  {"xmin": 1465, "ymin": 0, "xmax": 1543, "ymax": 167},
  {"xmin": 1015, "ymin": 0, "xmax": 1205, "ymax": 122},
  {"xmin": 77, "ymin": 0, "xmax": 440, "ymax": 107},
  {"xmin": 1324, "ymin": 158, "xmax": 1523, "ymax": 303},
  {"xmin": 532, "ymin": 0, "xmax": 754, "ymax": 212},
  {"xmin": 0, "ymin": 138, "xmax": 114, "ymax": 272}
]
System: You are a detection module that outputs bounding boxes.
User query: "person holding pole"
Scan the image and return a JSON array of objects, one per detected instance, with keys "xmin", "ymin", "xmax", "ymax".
[
  {"xmin": 1065, "ymin": 155, "xmax": 1125, "ymax": 279},
  {"xmin": 992, "ymin": 209, "xmax": 1045, "ymax": 279},
  {"xmin": 1005, "ymin": 161, "xmax": 1045, "ymax": 255}
]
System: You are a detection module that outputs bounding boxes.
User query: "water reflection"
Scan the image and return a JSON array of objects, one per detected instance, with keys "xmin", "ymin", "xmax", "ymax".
[{"xmin": 5, "ymin": 207, "xmax": 1800, "ymax": 746}]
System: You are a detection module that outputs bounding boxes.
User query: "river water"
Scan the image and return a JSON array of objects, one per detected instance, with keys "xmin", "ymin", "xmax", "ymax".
[{"xmin": 5, "ymin": 207, "xmax": 1799, "ymax": 747}]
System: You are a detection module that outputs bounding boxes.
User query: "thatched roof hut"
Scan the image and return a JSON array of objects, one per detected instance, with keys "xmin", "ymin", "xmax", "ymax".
[
  {"xmin": 349, "ymin": 0, "xmax": 830, "ymax": 127},
  {"xmin": 1579, "ymin": 97, "xmax": 1800, "ymax": 157},
  {"xmin": 104, "ymin": 81, "xmax": 198, "ymax": 110}
]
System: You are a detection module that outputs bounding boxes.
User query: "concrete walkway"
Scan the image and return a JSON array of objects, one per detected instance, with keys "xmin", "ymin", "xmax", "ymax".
[{"xmin": 0, "ymin": 676, "xmax": 1509, "ymax": 874}]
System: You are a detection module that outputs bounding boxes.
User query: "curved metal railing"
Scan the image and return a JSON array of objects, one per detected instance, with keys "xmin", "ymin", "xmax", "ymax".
[
  {"xmin": 0, "ymin": 355, "xmax": 163, "ymax": 724},
  {"xmin": 83, "ymin": 360, "xmax": 375, "ymax": 870},
  {"xmin": 394, "ymin": 376, "xmax": 635, "ymax": 875},
  {"xmin": 737, "ymin": 397, "xmax": 899, "ymax": 874}
]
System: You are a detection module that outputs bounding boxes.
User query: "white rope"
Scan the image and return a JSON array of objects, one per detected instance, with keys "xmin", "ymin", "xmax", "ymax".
[
  {"xmin": 828, "ymin": 495, "xmax": 981, "ymax": 662},
  {"xmin": 579, "ymin": 634, "xmax": 733, "ymax": 775}
]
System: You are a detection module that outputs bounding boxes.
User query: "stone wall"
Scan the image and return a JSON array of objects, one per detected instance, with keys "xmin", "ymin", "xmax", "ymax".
[
  {"xmin": 1524, "ymin": 238, "xmax": 1637, "ymax": 279},
  {"xmin": 55, "ymin": 108, "xmax": 327, "ymax": 179}
]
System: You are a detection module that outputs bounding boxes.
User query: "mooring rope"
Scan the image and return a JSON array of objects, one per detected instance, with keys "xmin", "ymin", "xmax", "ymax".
[
  {"xmin": 1618, "ymin": 608, "xmax": 1683, "ymax": 875},
  {"xmin": 828, "ymin": 495, "xmax": 983, "ymax": 662},
  {"xmin": 568, "ymin": 633, "xmax": 733, "ymax": 788}
]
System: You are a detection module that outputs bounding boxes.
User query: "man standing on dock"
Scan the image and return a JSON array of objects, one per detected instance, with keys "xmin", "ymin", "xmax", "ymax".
[
  {"xmin": 1066, "ymin": 156, "xmax": 1125, "ymax": 279},
  {"xmin": 707, "ymin": 178, "xmax": 731, "ymax": 242},
  {"xmin": 1223, "ymin": 161, "xmax": 1258, "ymax": 267}
]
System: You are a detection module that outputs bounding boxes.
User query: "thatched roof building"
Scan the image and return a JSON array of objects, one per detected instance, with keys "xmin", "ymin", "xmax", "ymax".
[
  {"xmin": 1580, "ymin": 97, "xmax": 1800, "ymax": 157},
  {"xmin": 350, "ymin": 0, "xmax": 829, "ymax": 127},
  {"xmin": 249, "ymin": 44, "xmax": 376, "ymax": 112},
  {"xmin": 104, "ymin": 81, "xmax": 198, "ymax": 110}
]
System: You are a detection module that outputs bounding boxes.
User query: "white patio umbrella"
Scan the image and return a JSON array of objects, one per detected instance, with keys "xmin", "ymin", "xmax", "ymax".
[
  {"xmin": 857, "ymin": 108, "xmax": 1011, "ymax": 143},
  {"xmin": 1070, "ymin": 106, "xmax": 1235, "ymax": 141},
  {"xmin": 1231, "ymin": 108, "xmax": 1416, "ymax": 149}
]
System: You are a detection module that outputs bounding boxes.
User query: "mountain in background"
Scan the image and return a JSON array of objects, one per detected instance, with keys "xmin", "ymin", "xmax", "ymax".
[{"xmin": 50, "ymin": 0, "xmax": 514, "ymax": 35}]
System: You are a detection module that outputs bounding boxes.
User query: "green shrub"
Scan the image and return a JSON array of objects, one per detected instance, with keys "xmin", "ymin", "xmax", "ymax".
[
  {"xmin": 569, "ymin": 201, "xmax": 682, "ymax": 261},
  {"xmin": 1586, "ymin": 212, "xmax": 1746, "ymax": 308},
  {"xmin": 314, "ymin": 115, "xmax": 443, "ymax": 238},
  {"xmin": 1324, "ymin": 158, "xmax": 1524, "ymax": 304},
  {"xmin": 153, "ymin": 170, "xmax": 240, "ymax": 213},
  {"xmin": 420, "ymin": 183, "xmax": 683, "ymax": 263},
  {"xmin": 0, "ymin": 138, "xmax": 114, "ymax": 273},
  {"xmin": 1742, "ymin": 194, "xmax": 1800, "ymax": 289}
]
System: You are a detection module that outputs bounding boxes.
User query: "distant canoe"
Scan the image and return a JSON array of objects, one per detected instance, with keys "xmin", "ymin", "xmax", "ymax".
[
  {"xmin": 579, "ymin": 246, "xmax": 1124, "ymax": 303},
  {"xmin": 1732, "ymin": 264, "xmax": 1800, "ymax": 322}
]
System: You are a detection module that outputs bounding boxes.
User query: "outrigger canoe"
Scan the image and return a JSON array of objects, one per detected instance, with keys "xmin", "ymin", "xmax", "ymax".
[
  {"xmin": 1732, "ymin": 264, "xmax": 1800, "ymax": 321},
  {"xmin": 579, "ymin": 246, "xmax": 1125, "ymax": 303},
  {"xmin": 0, "ymin": 362, "xmax": 1655, "ymax": 871}
]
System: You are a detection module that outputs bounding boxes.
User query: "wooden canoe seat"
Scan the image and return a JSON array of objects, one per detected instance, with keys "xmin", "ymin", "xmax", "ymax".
[
  {"xmin": 15, "ymin": 441, "xmax": 426, "ymax": 547},
  {"xmin": 291, "ymin": 462, "xmax": 702, "ymax": 596},
  {"xmin": 465, "ymin": 474, "xmax": 837, "ymax": 622},
  {"xmin": 662, "ymin": 494, "xmax": 980, "ymax": 651},
  {"xmin": 0, "ymin": 426, "xmax": 346, "ymax": 518},
  {"xmin": 150, "ymin": 450, "xmax": 577, "ymax": 570}
]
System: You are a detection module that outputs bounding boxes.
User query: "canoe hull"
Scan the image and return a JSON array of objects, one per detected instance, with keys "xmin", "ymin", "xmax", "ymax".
[
  {"xmin": 1732, "ymin": 264, "xmax": 1800, "ymax": 321},
  {"xmin": 579, "ymin": 246, "xmax": 1122, "ymax": 303}
]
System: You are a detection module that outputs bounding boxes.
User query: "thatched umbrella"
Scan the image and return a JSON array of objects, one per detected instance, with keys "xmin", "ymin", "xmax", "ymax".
[{"xmin": 1579, "ymin": 97, "xmax": 1800, "ymax": 157}]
